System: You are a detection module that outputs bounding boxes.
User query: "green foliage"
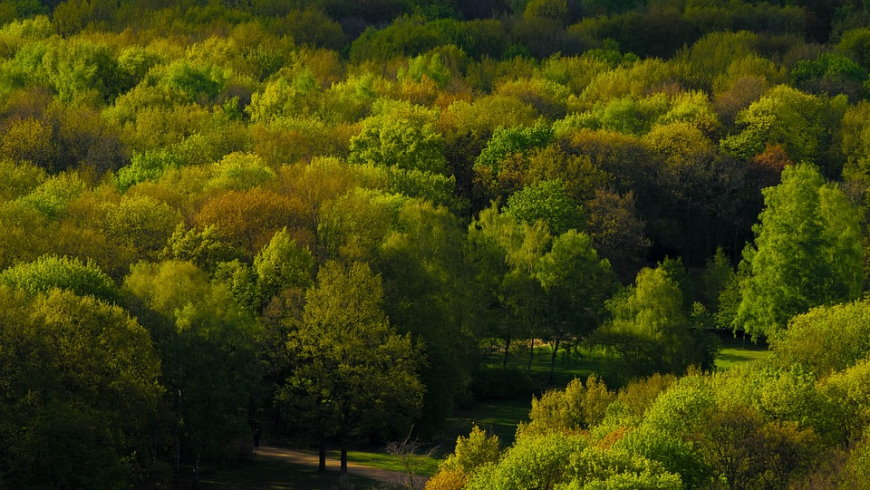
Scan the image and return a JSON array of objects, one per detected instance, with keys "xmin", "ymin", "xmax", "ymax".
[
  {"xmin": 520, "ymin": 375, "xmax": 615, "ymax": 437},
  {"xmin": 564, "ymin": 446, "xmax": 682, "ymax": 489},
  {"xmin": 0, "ymin": 287, "xmax": 162, "ymax": 489},
  {"xmin": 735, "ymin": 163, "xmax": 864, "ymax": 337},
  {"xmin": 207, "ymin": 152, "xmax": 275, "ymax": 191},
  {"xmin": 474, "ymin": 124, "xmax": 554, "ymax": 199},
  {"xmin": 721, "ymin": 86, "xmax": 847, "ymax": 172},
  {"xmin": 0, "ymin": 3, "xmax": 865, "ymax": 485},
  {"xmin": 161, "ymin": 224, "xmax": 245, "ymax": 272},
  {"xmin": 253, "ymin": 227, "xmax": 314, "ymax": 304},
  {"xmin": 123, "ymin": 260, "xmax": 261, "ymax": 462},
  {"xmin": 597, "ymin": 267, "xmax": 717, "ymax": 378},
  {"xmin": 616, "ymin": 425, "xmax": 713, "ymax": 489},
  {"xmin": 0, "ymin": 159, "xmax": 46, "ymax": 200},
  {"xmin": 475, "ymin": 124, "xmax": 553, "ymax": 177},
  {"xmin": 837, "ymin": 27, "xmax": 870, "ymax": 68},
  {"xmin": 283, "ymin": 261, "xmax": 423, "ymax": 443},
  {"xmin": 504, "ymin": 179, "xmax": 583, "ymax": 235},
  {"xmin": 0, "ymin": 254, "xmax": 118, "ymax": 302},
  {"xmin": 819, "ymin": 358, "xmax": 870, "ymax": 444},
  {"xmin": 117, "ymin": 148, "xmax": 183, "ymax": 191},
  {"xmin": 348, "ymin": 106, "xmax": 449, "ymax": 175},
  {"xmin": 39, "ymin": 40, "xmax": 131, "ymax": 103},
  {"xmin": 105, "ymin": 195, "xmax": 182, "ymax": 257},
  {"xmin": 467, "ymin": 433, "xmax": 586, "ymax": 489},
  {"xmin": 161, "ymin": 60, "xmax": 229, "ymax": 104},
  {"xmin": 440, "ymin": 425, "xmax": 501, "ymax": 475},
  {"xmin": 771, "ymin": 298, "xmax": 870, "ymax": 375}
]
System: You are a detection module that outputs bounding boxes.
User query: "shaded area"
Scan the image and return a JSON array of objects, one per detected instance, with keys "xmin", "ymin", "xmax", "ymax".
[
  {"xmin": 192, "ymin": 450, "xmax": 382, "ymax": 490},
  {"xmin": 445, "ymin": 398, "xmax": 531, "ymax": 447}
]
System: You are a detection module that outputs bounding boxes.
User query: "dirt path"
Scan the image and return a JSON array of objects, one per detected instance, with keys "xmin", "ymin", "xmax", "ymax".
[{"xmin": 255, "ymin": 446, "xmax": 428, "ymax": 489}]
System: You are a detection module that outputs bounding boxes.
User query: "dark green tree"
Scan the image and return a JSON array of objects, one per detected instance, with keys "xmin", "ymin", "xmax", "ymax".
[{"xmin": 282, "ymin": 261, "xmax": 423, "ymax": 474}]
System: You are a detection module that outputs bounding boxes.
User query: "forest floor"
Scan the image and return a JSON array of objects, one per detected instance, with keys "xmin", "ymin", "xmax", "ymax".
[{"xmin": 195, "ymin": 446, "xmax": 428, "ymax": 489}]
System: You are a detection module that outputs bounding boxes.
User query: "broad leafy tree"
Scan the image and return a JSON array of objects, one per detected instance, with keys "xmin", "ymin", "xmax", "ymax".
[
  {"xmin": 734, "ymin": 163, "xmax": 863, "ymax": 337},
  {"xmin": 282, "ymin": 261, "xmax": 423, "ymax": 474}
]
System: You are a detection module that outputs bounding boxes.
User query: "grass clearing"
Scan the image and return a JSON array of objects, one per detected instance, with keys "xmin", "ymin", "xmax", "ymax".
[
  {"xmin": 483, "ymin": 341, "xmax": 612, "ymax": 389},
  {"xmin": 714, "ymin": 334, "xmax": 771, "ymax": 370},
  {"xmin": 326, "ymin": 450, "xmax": 441, "ymax": 477},
  {"xmin": 444, "ymin": 397, "xmax": 531, "ymax": 448},
  {"xmin": 715, "ymin": 344, "xmax": 772, "ymax": 369}
]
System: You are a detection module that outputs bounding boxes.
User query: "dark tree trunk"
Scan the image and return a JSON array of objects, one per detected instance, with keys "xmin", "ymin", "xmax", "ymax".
[
  {"xmin": 340, "ymin": 446, "xmax": 348, "ymax": 475},
  {"xmin": 502, "ymin": 332, "xmax": 511, "ymax": 370},
  {"xmin": 318, "ymin": 436, "xmax": 326, "ymax": 472},
  {"xmin": 548, "ymin": 335, "xmax": 561, "ymax": 384},
  {"xmin": 527, "ymin": 336, "xmax": 535, "ymax": 372}
]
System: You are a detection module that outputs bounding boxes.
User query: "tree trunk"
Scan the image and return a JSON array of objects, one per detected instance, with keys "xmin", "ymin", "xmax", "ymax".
[
  {"xmin": 192, "ymin": 447, "xmax": 201, "ymax": 489},
  {"xmin": 340, "ymin": 446, "xmax": 348, "ymax": 475},
  {"xmin": 548, "ymin": 335, "xmax": 561, "ymax": 385},
  {"xmin": 502, "ymin": 333, "xmax": 511, "ymax": 370},
  {"xmin": 527, "ymin": 336, "xmax": 535, "ymax": 372},
  {"xmin": 318, "ymin": 436, "xmax": 326, "ymax": 472}
]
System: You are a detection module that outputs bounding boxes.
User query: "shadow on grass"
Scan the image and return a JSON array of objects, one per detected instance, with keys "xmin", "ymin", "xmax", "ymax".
[{"xmin": 190, "ymin": 454, "xmax": 381, "ymax": 490}]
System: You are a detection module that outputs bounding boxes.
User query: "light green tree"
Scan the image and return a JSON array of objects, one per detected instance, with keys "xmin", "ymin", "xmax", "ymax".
[
  {"xmin": 0, "ymin": 254, "xmax": 118, "ymax": 303},
  {"xmin": 348, "ymin": 108, "xmax": 449, "ymax": 175},
  {"xmin": 734, "ymin": 163, "xmax": 863, "ymax": 337},
  {"xmin": 596, "ymin": 267, "xmax": 717, "ymax": 378},
  {"xmin": 535, "ymin": 230, "xmax": 617, "ymax": 381},
  {"xmin": 504, "ymin": 179, "xmax": 584, "ymax": 235},
  {"xmin": 253, "ymin": 227, "xmax": 314, "ymax": 307}
]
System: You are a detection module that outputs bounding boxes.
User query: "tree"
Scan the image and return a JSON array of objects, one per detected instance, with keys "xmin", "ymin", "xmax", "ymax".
[
  {"xmin": 467, "ymin": 205, "xmax": 550, "ymax": 370},
  {"xmin": 105, "ymin": 195, "xmax": 182, "ymax": 260},
  {"xmin": 253, "ymin": 227, "xmax": 314, "ymax": 308},
  {"xmin": 535, "ymin": 230, "xmax": 617, "ymax": 382},
  {"xmin": 283, "ymin": 261, "xmax": 423, "ymax": 474},
  {"xmin": 770, "ymin": 298, "xmax": 870, "ymax": 376},
  {"xmin": 348, "ymin": 108, "xmax": 449, "ymax": 175},
  {"xmin": 194, "ymin": 188, "xmax": 310, "ymax": 255},
  {"xmin": 0, "ymin": 254, "xmax": 118, "ymax": 303},
  {"xmin": 377, "ymin": 199, "xmax": 479, "ymax": 434},
  {"xmin": 519, "ymin": 375, "xmax": 615, "ymax": 437},
  {"xmin": 584, "ymin": 189, "xmax": 650, "ymax": 283},
  {"xmin": 429, "ymin": 425, "xmax": 501, "ymax": 487},
  {"xmin": 720, "ymin": 86, "xmax": 846, "ymax": 176},
  {"xmin": 596, "ymin": 267, "xmax": 717, "ymax": 379},
  {"xmin": 473, "ymin": 124, "xmax": 553, "ymax": 201},
  {"xmin": 503, "ymin": 179, "xmax": 584, "ymax": 235},
  {"xmin": 0, "ymin": 287, "xmax": 162, "ymax": 488},
  {"xmin": 466, "ymin": 433, "xmax": 586, "ymax": 489},
  {"xmin": 123, "ymin": 260, "xmax": 261, "ymax": 476},
  {"xmin": 734, "ymin": 163, "xmax": 863, "ymax": 338}
]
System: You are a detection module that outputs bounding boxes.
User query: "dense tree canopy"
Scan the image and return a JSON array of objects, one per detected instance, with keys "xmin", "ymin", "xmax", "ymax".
[{"xmin": 0, "ymin": 0, "xmax": 867, "ymax": 486}]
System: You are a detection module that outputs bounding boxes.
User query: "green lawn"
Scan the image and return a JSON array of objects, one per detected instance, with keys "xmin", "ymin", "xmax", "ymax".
[
  {"xmin": 715, "ymin": 343, "xmax": 772, "ymax": 369},
  {"xmin": 444, "ymin": 397, "xmax": 531, "ymax": 448},
  {"xmin": 484, "ymin": 341, "xmax": 612, "ymax": 390},
  {"xmin": 326, "ymin": 449, "xmax": 441, "ymax": 477},
  {"xmin": 193, "ymin": 454, "xmax": 380, "ymax": 490}
]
